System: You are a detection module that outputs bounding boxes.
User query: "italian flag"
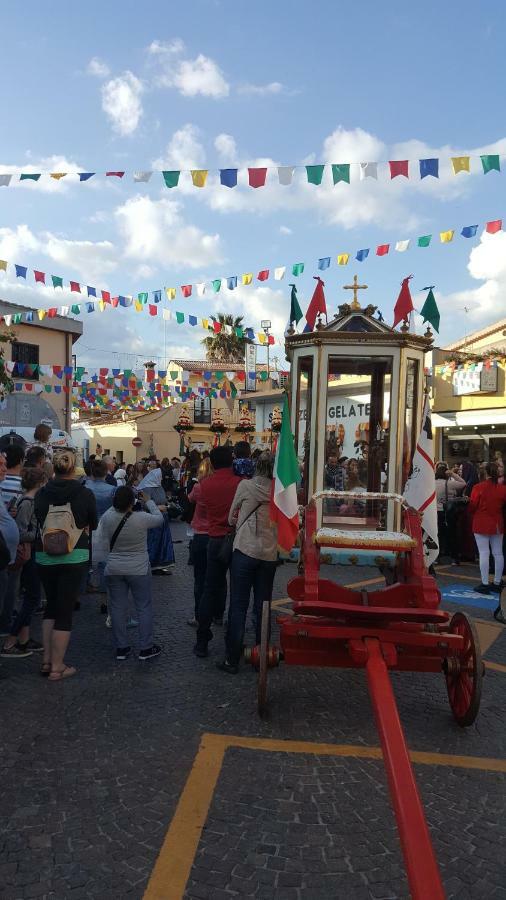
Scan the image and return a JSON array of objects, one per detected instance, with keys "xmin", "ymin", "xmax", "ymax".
[{"xmin": 270, "ymin": 395, "xmax": 301, "ymax": 550}]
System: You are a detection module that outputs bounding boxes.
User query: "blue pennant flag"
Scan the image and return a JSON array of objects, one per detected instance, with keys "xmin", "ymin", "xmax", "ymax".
[
  {"xmin": 419, "ymin": 158, "xmax": 439, "ymax": 179},
  {"xmin": 15, "ymin": 265, "xmax": 27, "ymax": 279},
  {"xmin": 79, "ymin": 173, "xmax": 95, "ymax": 181},
  {"xmin": 356, "ymin": 249, "xmax": 370, "ymax": 262},
  {"xmin": 158, "ymin": 370, "xmax": 166, "ymax": 378},
  {"xmin": 318, "ymin": 257, "xmax": 331, "ymax": 270},
  {"xmin": 461, "ymin": 225, "xmax": 478, "ymax": 238},
  {"xmin": 227, "ymin": 276, "xmax": 237, "ymax": 290},
  {"xmin": 112, "ymin": 369, "xmax": 121, "ymax": 376},
  {"xmin": 153, "ymin": 289, "xmax": 162, "ymax": 303},
  {"xmin": 25, "ymin": 311, "xmax": 33, "ymax": 323},
  {"xmin": 15, "ymin": 383, "xmax": 22, "ymax": 391},
  {"xmin": 87, "ymin": 286, "xmax": 96, "ymax": 298},
  {"xmin": 86, "ymin": 303, "xmax": 95, "ymax": 313},
  {"xmin": 189, "ymin": 315, "xmax": 198, "ymax": 326},
  {"xmin": 220, "ymin": 169, "xmax": 238, "ymax": 188}
]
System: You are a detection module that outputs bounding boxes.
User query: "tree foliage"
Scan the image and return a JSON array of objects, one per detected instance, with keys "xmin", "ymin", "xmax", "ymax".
[{"xmin": 201, "ymin": 313, "xmax": 252, "ymax": 364}]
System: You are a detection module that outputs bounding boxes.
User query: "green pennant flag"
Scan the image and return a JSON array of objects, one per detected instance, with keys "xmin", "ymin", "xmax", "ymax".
[
  {"xmin": 481, "ymin": 154, "xmax": 500, "ymax": 174},
  {"xmin": 20, "ymin": 173, "xmax": 41, "ymax": 181},
  {"xmin": 138, "ymin": 292, "xmax": 148, "ymax": 304},
  {"xmin": 235, "ymin": 327, "xmax": 243, "ymax": 338},
  {"xmin": 170, "ymin": 370, "xmax": 178, "ymax": 380},
  {"xmin": 230, "ymin": 383, "xmax": 237, "ymax": 397},
  {"xmin": 215, "ymin": 371, "xmax": 224, "ymax": 379},
  {"xmin": 420, "ymin": 288, "xmax": 440, "ymax": 333},
  {"xmin": 52, "ymin": 275, "xmax": 63, "ymax": 289},
  {"xmin": 44, "ymin": 384, "xmax": 52, "ymax": 393},
  {"xmin": 162, "ymin": 170, "xmax": 180, "ymax": 188},
  {"xmin": 71, "ymin": 304, "xmax": 81, "ymax": 315},
  {"xmin": 75, "ymin": 367, "xmax": 85, "ymax": 380},
  {"xmin": 306, "ymin": 165, "xmax": 325, "ymax": 185},
  {"xmin": 292, "ymin": 263, "xmax": 304, "ymax": 277},
  {"xmin": 417, "ymin": 235, "xmax": 432, "ymax": 248},
  {"xmin": 12, "ymin": 314, "xmax": 22, "ymax": 324},
  {"xmin": 260, "ymin": 371, "xmax": 268, "ymax": 381},
  {"xmin": 332, "ymin": 164, "xmax": 350, "ymax": 185},
  {"xmin": 289, "ymin": 283, "xmax": 303, "ymax": 324},
  {"xmin": 212, "ymin": 279, "xmax": 221, "ymax": 293},
  {"xmin": 176, "ymin": 311, "xmax": 185, "ymax": 324},
  {"xmin": 124, "ymin": 369, "xmax": 132, "ymax": 377}
]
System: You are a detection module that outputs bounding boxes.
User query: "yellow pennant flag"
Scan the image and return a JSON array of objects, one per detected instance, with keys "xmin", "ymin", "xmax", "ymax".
[
  {"xmin": 165, "ymin": 287, "xmax": 176, "ymax": 301},
  {"xmin": 337, "ymin": 253, "xmax": 350, "ymax": 266},
  {"xmin": 440, "ymin": 230, "xmax": 454, "ymax": 243},
  {"xmin": 135, "ymin": 301, "xmax": 143, "ymax": 312},
  {"xmin": 191, "ymin": 170, "xmax": 208, "ymax": 188},
  {"xmin": 201, "ymin": 318, "xmax": 209, "ymax": 330},
  {"xmin": 50, "ymin": 172, "xmax": 67, "ymax": 180},
  {"xmin": 258, "ymin": 332, "xmax": 267, "ymax": 345},
  {"xmin": 0, "ymin": 260, "xmax": 7, "ymax": 271},
  {"xmin": 451, "ymin": 156, "xmax": 470, "ymax": 175},
  {"xmin": 38, "ymin": 309, "xmax": 46, "ymax": 320},
  {"xmin": 242, "ymin": 273, "xmax": 253, "ymax": 285},
  {"xmin": 98, "ymin": 300, "xmax": 105, "ymax": 312}
]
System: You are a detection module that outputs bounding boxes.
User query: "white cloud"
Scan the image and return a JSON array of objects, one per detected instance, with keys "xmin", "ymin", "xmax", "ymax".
[
  {"xmin": 210, "ymin": 284, "xmax": 288, "ymax": 342},
  {"xmin": 237, "ymin": 81, "xmax": 285, "ymax": 96},
  {"xmin": 115, "ymin": 194, "xmax": 223, "ymax": 270},
  {"xmin": 214, "ymin": 133, "xmax": 237, "ymax": 164},
  {"xmin": 147, "ymin": 38, "xmax": 185, "ymax": 60},
  {"xmin": 87, "ymin": 57, "xmax": 110, "ymax": 78},
  {"xmin": 101, "ymin": 71, "xmax": 144, "ymax": 136},
  {"xmin": 43, "ymin": 235, "xmax": 118, "ymax": 284},
  {"xmin": 279, "ymin": 225, "xmax": 292, "ymax": 235},
  {"xmin": 152, "ymin": 123, "xmax": 206, "ymax": 170},
  {"xmin": 173, "ymin": 54, "xmax": 229, "ymax": 98}
]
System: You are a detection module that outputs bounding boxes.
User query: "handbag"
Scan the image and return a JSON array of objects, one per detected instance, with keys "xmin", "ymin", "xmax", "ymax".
[{"xmin": 217, "ymin": 502, "xmax": 263, "ymax": 567}]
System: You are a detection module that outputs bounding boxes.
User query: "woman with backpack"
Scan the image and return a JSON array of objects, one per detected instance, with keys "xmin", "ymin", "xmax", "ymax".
[
  {"xmin": 1, "ymin": 467, "xmax": 47, "ymax": 659},
  {"xmin": 95, "ymin": 486, "xmax": 163, "ymax": 660},
  {"xmin": 34, "ymin": 448, "xmax": 97, "ymax": 681}
]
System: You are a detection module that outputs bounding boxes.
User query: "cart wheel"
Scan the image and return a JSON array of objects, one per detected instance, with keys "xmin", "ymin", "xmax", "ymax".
[
  {"xmin": 258, "ymin": 600, "xmax": 271, "ymax": 717},
  {"xmin": 444, "ymin": 612, "xmax": 483, "ymax": 727}
]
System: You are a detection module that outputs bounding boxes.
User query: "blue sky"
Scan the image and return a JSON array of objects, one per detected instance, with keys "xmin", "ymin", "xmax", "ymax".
[{"xmin": 1, "ymin": 0, "xmax": 505, "ymax": 369}]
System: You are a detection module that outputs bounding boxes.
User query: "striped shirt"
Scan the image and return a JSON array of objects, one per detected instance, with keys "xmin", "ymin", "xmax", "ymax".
[{"xmin": 1, "ymin": 474, "xmax": 23, "ymax": 509}]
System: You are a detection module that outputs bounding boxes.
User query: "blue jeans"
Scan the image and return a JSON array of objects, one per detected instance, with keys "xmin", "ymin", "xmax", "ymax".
[
  {"xmin": 225, "ymin": 550, "xmax": 277, "ymax": 666},
  {"xmin": 196, "ymin": 536, "xmax": 230, "ymax": 646},
  {"xmin": 105, "ymin": 572, "xmax": 153, "ymax": 650},
  {"xmin": 192, "ymin": 533, "xmax": 209, "ymax": 619},
  {"xmin": 10, "ymin": 555, "xmax": 41, "ymax": 636}
]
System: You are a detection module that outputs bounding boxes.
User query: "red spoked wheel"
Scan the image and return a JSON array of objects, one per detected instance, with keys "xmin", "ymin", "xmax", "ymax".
[{"xmin": 444, "ymin": 612, "xmax": 483, "ymax": 727}]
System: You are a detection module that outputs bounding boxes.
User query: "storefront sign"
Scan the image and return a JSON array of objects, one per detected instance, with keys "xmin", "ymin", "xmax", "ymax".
[
  {"xmin": 245, "ymin": 343, "xmax": 256, "ymax": 392},
  {"xmin": 452, "ymin": 365, "xmax": 498, "ymax": 396}
]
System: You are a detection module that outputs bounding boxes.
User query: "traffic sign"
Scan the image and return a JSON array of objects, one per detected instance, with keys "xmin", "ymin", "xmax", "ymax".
[{"xmin": 132, "ymin": 437, "xmax": 142, "ymax": 447}]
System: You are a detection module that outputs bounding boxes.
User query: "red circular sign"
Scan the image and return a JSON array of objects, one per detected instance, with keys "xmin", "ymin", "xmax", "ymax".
[{"xmin": 132, "ymin": 437, "xmax": 142, "ymax": 447}]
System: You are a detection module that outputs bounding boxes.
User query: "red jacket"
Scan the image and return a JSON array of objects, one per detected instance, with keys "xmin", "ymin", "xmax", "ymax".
[
  {"xmin": 199, "ymin": 468, "xmax": 241, "ymax": 537},
  {"xmin": 469, "ymin": 480, "xmax": 506, "ymax": 535}
]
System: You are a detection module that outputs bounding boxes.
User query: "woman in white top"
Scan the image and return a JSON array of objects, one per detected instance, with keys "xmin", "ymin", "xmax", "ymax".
[{"xmin": 96, "ymin": 486, "xmax": 163, "ymax": 661}]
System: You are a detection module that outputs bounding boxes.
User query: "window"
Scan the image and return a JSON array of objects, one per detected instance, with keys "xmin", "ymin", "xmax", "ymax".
[
  {"xmin": 194, "ymin": 397, "xmax": 211, "ymax": 424},
  {"xmin": 12, "ymin": 342, "xmax": 39, "ymax": 380}
]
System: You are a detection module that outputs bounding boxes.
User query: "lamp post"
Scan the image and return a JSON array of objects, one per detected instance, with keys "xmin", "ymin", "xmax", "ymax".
[{"xmin": 261, "ymin": 319, "xmax": 271, "ymax": 382}]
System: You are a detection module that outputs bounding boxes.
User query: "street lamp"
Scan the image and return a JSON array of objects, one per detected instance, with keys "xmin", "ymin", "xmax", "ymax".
[{"xmin": 261, "ymin": 319, "xmax": 271, "ymax": 381}]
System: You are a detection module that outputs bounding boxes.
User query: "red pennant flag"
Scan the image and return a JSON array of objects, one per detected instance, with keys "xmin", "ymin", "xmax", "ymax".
[
  {"xmin": 181, "ymin": 284, "xmax": 192, "ymax": 298},
  {"xmin": 213, "ymin": 321, "xmax": 222, "ymax": 333},
  {"xmin": 101, "ymin": 290, "xmax": 111, "ymax": 303},
  {"xmin": 99, "ymin": 368, "xmax": 109, "ymax": 376},
  {"xmin": 248, "ymin": 168, "xmax": 267, "ymax": 188},
  {"xmin": 106, "ymin": 171, "xmax": 125, "ymax": 178},
  {"xmin": 53, "ymin": 365, "xmax": 62, "ymax": 375},
  {"xmin": 304, "ymin": 276, "xmax": 327, "ymax": 331},
  {"xmin": 376, "ymin": 244, "xmax": 390, "ymax": 256},
  {"xmin": 146, "ymin": 370, "xmax": 155, "ymax": 382},
  {"xmin": 70, "ymin": 281, "xmax": 81, "ymax": 293},
  {"xmin": 149, "ymin": 304, "xmax": 158, "ymax": 316},
  {"xmin": 486, "ymin": 219, "xmax": 502, "ymax": 234},
  {"xmin": 389, "ymin": 160, "xmax": 409, "ymax": 179},
  {"xmin": 63, "ymin": 386, "xmax": 69, "ymax": 394},
  {"xmin": 47, "ymin": 308, "xmax": 58, "ymax": 318},
  {"xmin": 34, "ymin": 270, "xmax": 46, "ymax": 284},
  {"xmin": 268, "ymin": 334, "xmax": 275, "ymax": 345},
  {"xmin": 111, "ymin": 296, "xmax": 119, "ymax": 307},
  {"xmin": 257, "ymin": 269, "xmax": 269, "ymax": 281},
  {"xmin": 392, "ymin": 275, "xmax": 414, "ymax": 328}
]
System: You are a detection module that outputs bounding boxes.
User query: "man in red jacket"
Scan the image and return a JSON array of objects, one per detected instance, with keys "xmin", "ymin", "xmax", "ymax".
[{"xmin": 194, "ymin": 446, "xmax": 241, "ymax": 657}]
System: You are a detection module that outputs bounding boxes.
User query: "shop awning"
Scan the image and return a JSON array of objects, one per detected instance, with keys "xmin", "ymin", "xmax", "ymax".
[
  {"xmin": 434, "ymin": 409, "xmax": 506, "ymax": 427},
  {"xmin": 432, "ymin": 412, "xmax": 457, "ymax": 427}
]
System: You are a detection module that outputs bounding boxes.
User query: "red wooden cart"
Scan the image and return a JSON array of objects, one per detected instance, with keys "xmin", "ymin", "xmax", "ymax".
[{"xmin": 245, "ymin": 490, "xmax": 483, "ymax": 900}]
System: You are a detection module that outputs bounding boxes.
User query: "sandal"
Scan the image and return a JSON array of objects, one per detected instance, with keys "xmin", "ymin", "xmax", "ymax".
[
  {"xmin": 48, "ymin": 665, "xmax": 77, "ymax": 681},
  {"xmin": 40, "ymin": 663, "xmax": 51, "ymax": 677}
]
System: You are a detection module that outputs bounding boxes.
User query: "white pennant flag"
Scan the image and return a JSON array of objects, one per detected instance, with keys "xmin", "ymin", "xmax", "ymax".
[
  {"xmin": 278, "ymin": 166, "xmax": 295, "ymax": 185},
  {"xmin": 274, "ymin": 267, "xmax": 286, "ymax": 281},
  {"xmin": 133, "ymin": 172, "xmax": 153, "ymax": 182},
  {"xmin": 403, "ymin": 396, "xmax": 439, "ymax": 568},
  {"xmin": 162, "ymin": 309, "xmax": 171, "ymax": 321},
  {"xmin": 196, "ymin": 283, "xmax": 206, "ymax": 297},
  {"xmin": 4, "ymin": 315, "xmax": 12, "ymax": 326},
  {"xmin": 60, "ymin": 306, "xmax": 70, "ymax": 316},
  {"xmin": 0, "ymin": 174, "xmax": 12, "ymax": 187},
  {"xmin": 360, "ymin": 162, "xmax": 378, "ymax": 180},
  {"xmin": 395, "ymin": 240, "xmax": 410, "ymax": 252}
]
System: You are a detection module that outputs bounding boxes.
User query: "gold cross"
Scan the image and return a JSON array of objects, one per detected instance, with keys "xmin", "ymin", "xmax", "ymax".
[{"xmin": 343, "ymin": 274, "xmax": 368, "ymax": 310}]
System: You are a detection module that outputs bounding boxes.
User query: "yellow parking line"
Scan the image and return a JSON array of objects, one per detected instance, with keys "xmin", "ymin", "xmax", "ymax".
[{"xmin": 143, "ymin": 732, "xmax": 506, "ymax": 900}]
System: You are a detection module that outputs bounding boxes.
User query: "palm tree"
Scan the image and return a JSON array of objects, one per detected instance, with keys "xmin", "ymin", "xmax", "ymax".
[{"xmin": 201, "ymin": 314, "xmax": 252, "ymax": 363}]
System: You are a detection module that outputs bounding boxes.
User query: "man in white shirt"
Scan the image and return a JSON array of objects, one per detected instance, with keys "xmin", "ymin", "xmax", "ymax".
[{"xmin": 0, "ymin": 444, "xmax": 25, "ymax": 510}]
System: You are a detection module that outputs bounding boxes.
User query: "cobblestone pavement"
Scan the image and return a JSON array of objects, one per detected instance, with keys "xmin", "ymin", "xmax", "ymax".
[{"xmin": 0, "ymin": 523, "xmax": 505, "ymax": 900}]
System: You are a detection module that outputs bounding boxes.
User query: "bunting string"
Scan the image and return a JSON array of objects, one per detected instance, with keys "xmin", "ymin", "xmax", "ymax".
[
  {"xmin": 0, "ymin": 153, "xmax": 503, "ymax": 189},
  {"xmin": 0, "ymin": 217, "xmax": 502, "ymax": 338}
]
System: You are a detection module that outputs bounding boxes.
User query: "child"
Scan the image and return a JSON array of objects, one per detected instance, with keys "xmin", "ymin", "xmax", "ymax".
[{"xmin": 1, "ymin": 467, "xmax": 47, "ymax": 658}]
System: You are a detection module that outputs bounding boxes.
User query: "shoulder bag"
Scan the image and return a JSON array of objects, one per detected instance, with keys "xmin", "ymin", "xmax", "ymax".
[{"xmin": 217, "ymin": 501, "xmax": 263, "ymax": 567}]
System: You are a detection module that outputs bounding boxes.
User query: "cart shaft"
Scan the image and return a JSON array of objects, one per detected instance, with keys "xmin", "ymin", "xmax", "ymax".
[{"xmin": 364, "ymin": 638, "xmax": 445, "ymax": 900}]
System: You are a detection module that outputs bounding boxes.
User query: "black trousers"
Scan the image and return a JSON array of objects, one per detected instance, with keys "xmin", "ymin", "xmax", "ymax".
[
  {"xmin": 196, "ymin": 536, "xmax": 229, "ymax": 646},
  {"xmin": 192, "ymin": 533, "xmax": 209, "ymax": 619}
]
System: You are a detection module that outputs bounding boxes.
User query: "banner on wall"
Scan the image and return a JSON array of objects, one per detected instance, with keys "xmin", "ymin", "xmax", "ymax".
[{"xmin": 245, "ymin": 342, "xmax": 257, "ymax": 392}]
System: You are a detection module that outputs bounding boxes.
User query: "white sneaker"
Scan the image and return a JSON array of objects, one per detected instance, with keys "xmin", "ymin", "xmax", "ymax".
[{"xmin": 105, "ymin": 615, "xmax": 112, "ymax": 628}]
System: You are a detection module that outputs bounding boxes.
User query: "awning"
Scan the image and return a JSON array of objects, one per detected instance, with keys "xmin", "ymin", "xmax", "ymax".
[
  {"xmin": 433, "ymin": 409, "xmax": 506, "ymax": 428},
  {"xmin": 432, "ymin": 412, "xmax": 457, "ymax": 427}
]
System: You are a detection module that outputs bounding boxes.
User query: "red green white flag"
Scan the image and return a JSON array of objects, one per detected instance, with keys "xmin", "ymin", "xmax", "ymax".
[{"xmin": 270, "ymin": 395, "xmax": 301, "ymax": 550}]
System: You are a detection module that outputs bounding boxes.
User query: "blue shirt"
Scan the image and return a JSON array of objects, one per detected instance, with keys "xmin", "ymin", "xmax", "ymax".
[
  {"xmin": 0, "ymin": 496, "xmax": 19, "ymax": 563},
  {"xmin": 85, "ymin": 478, "xmax": 116, "ymax": 519}
]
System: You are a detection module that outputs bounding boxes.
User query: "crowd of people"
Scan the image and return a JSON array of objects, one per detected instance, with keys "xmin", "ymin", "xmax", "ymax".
[{"xmin": 0, "ymin": 428, "xmax": 280, "ymax": 677}]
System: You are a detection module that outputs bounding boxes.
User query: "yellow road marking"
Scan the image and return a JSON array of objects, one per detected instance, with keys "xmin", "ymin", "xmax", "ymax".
[{"xmin": 143, "ymin": 732, "xmax": 506, "ymax": 900}]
